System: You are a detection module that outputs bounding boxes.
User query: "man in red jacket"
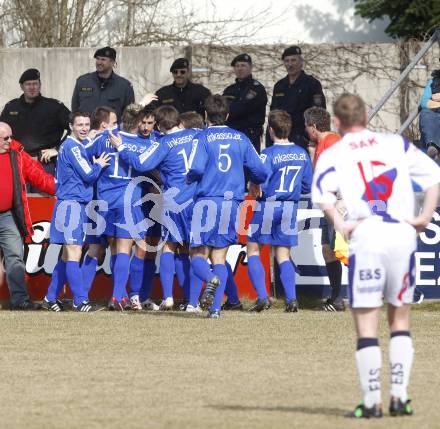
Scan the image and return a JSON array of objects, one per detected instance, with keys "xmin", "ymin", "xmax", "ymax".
[{"xmin": 0, "ymin": 122, "xmax": 55, "ymax": 310}]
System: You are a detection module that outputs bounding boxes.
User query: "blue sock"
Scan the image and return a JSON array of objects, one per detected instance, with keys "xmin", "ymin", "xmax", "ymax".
[
  {"xmin": 160, "ymin": 252, "xmax": 175, "ymax": 299},
  {"xmin": 66, "ymin": 261, "xmax": 87, "ymax": 306},
  {"xmin": 224, "ymin": 262, "xmax": 240, "ymax": 304},
  {"xmin": 139, "ymin": 259, "xmax": 156, "ymax": 302},
  {"xmin": 191, "ymin": 256, "xmax": 214, "ymax": 283},
  {"xmin": 279, "ymin": 260, "xmax": 296, "ymax": 302},
  {"xmin": 110, "ymin": 254, "xmax": 117, "ymax": 273},
  {"xmin": 189, "ymin": 266, "xmax": 203, "ymax": 307},
  {"xmin": 129, "ymin": 256, "xmax": 144, "ymax": 297},
  {"xmin": 46, "ymin": 259, "xmax": 66, "ymax": 302},
  {"xmin": 248, "ymin": 255, "xmax": 268, "ymax": 300},
  {"xmin": 210, "ymin": 264, "xmax": 228, "ymax": 312},
  {"xmin": 175, "ymin": 254, "xmax": 190, "ymax": 301},
  {"xmin": 82, "ymin": 255, "xmax": 98, "ymax": 294},
  {"xmin": 113, "ymin": 253, "xmax": 130, "ymax": 301}
]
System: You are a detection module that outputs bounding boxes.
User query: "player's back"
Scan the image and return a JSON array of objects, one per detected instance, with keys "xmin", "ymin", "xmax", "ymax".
[
  {"xmin": 262, "ymin": 143, "xmax": 313, "ymax": 201},
  {"xmin": 158, "ymin": 128, "xmax": 199, "ymax": 204},
  {"xmin": 188, "ymin": 125, "xmax": 266, "ymax": 199},
  {"xmin": 314, "ymin": 129, "xmax": 439, "ymax": 223}
]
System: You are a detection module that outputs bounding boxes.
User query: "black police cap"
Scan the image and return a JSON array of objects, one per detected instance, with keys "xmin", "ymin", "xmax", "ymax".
[
  {"xmin": 19, "ymin": 68, "xmax": 40, "ymax": 84},
  {"xmin": 281, "ymin": 46, "xmax": 302, "ymax": 60},
  {"xmin": 94, "ymin": 46, "xmax": 116, "ymax": 60},
  {"xmin": 231, "ymin": 53, "xmax": 252, "ymax": 67},
  {"xmin": 170, "ymin": 58, "xmax": 190, "ymax": 72}
]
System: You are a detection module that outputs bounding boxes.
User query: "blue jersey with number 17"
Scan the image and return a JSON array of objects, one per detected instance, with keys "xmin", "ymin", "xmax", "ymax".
[
  {"xmin": 86, "ymin": 128, "xmax": 154, "ymax": 208},
  {"xmin": 260, "ymin": 142, "xmax": 313, "ymax": 201},
  {"xmin": 187, "ymin": 125, "xmax": 267, "ymax": 199}
]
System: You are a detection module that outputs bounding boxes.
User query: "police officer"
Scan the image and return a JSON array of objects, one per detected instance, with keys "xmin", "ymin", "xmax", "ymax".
[
  {"xmin": 223, "ymin": 53, "xmax": 267, "ymax": 152},
  {"xmin": 269, "ymin": 46, "xmax": 326, "ymax": 149},
  {"xmin": 0, "ymin": 68, "xmax": 70, "ymax": 176},
  {"xmin": 72, "ymin": 46, "xmax": 135, "ymax": 119},
  {"xmin": 155, "ymin": 58, "xmax": 211, "ymax": 116}
]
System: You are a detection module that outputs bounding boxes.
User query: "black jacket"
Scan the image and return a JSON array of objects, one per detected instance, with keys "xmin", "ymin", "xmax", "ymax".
[
  {"xmin": 155, "ymin": 81, "xmax": 211, "ymax": 116},
  {"xmin": 0, "ymin": 95, "xmax": 70, "ymax": 156},
  {"xmin": 223, "ymin": 75, "xmax": 267, "ymax": 135}
]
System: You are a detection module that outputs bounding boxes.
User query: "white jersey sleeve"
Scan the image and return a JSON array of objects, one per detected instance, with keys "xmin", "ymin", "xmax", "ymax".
[
  {"xmin": 405, "ymin": 141, "xmax": 440, "ymax": 190},
  {"xmin": 311, "ymin": 149, "xmax": 340, "ymax": 205}
]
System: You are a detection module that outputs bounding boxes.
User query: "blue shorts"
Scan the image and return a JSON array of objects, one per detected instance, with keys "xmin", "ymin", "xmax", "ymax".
[
  {"xmin": 50, "ymin": 200, "xmax": 87, "ymax": 245},
  {"xmin": 162, "ymin": 203, "xmax": 193, "ymax": 244},
  {"xmin": 190, "ymin": 197, "xmax": 239, "ymax": 248},
  {"xmin": 248, "ymin": 200, "xmax": 298, "ymax": 247},
  {"xmin": 84, "ymin": 206, "xmax": 108, "ymax": 245},
  {"xmin": 103, "ymin": 206, "xmax": 146, "ymax": 239}
]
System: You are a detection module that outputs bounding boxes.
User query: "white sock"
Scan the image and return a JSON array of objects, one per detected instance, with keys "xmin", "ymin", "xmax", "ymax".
[
  {"xmin": 355, "ymin": 341, "xmax": 382, "ymax": 407},
  {"xmin": 389, "ymin": 332, "xmax": 414, "ymax": 403}
]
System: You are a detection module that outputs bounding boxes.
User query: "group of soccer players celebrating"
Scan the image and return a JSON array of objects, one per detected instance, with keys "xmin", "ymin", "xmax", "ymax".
[{"xmin": 40, "ymin": 89, "xmax": 440, "ymax": 418}]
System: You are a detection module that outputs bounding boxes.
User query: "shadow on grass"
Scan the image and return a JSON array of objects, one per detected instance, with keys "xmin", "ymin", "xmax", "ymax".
[{"xmin": 208, "ymin": 404, "xmax": 347, "ymax": 417}]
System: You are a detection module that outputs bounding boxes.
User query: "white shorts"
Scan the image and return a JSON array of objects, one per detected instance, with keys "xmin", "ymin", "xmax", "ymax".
[{"xmin": 348, "ymin": 218, "xmax": 417, "ymax": 308}]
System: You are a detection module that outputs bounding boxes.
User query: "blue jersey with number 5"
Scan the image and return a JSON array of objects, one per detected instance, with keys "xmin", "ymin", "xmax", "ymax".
[
  {"xmin": 260, "ymin": 142, "xmax": 313, "ymax": 201},
  {"xmin": 187, "ymin": 125, "xmax": 267, "ymax": 199}
]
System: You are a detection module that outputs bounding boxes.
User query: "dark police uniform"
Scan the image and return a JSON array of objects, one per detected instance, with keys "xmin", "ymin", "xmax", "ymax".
[
  {"xmin": 71, "ymin": 71, "xmax": 135, "ymax": 119},
  {"xmin": 270, "ymin": 71, "xmax": 326, "ymax": 149},
  {"xmin": 0, "ymin": 94, "xmax": 70, "ymax": 157},
  {"xmin": 223, "ymin": 75, "xmax": 267, "ymax": 152},
  {"xmin": 155, "ymin": 81, "xmax": 211, "ymax": 116}
]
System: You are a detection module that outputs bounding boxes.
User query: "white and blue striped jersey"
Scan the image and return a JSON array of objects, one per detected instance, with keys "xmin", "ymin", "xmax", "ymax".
[
  {"xmin": 55, "ymin": 135, "xmax": 103, "ymax": 202},
  {"xmin": 187, "ymin": 125, "xmax": 267, "ymax": 199}
]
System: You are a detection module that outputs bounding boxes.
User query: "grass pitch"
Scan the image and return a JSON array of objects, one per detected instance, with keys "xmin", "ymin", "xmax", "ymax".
[{"xmin": 0, "ymin": 302, "xmax": 439, "ymax": 429}]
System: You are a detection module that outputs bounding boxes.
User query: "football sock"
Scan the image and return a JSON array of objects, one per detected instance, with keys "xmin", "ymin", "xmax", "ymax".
[
  {"xmin": 112, "ymin": 253, "xmax": 130, "ymax": 302},
  {"xmin": 175, "ymin": 253, "xmax": 190, "ymax": 301},
  {"xmin": 191, "ymin": 256, "xmax": 214, "ymax": 283},
  {"xmin": 66, "ymin": 261, "xmax": 87, "ymax": 306},
  {"xmin": 389, "ymin": 331, "xmax": 413, "ymax": 403},
  {"xmin": 139, "ymin": 259, "xmax": 156, "ymax": 302},
  {"xmin": 326, "ymin": 260, "xmax": 343, "ymax": 302},
  {"xmin": 82, "ymin": 254, "xmax": 98, "ymax": 294},
  {"xmin": 279, "ymin": 260, "xmax": 296, "ymax": 302},
  {"xmin": 46, "ymin": 259, "xmax": 67, "ymax": 302},
  {"xmin": 110, "ymin": 254, "xmax": 117, "ymax": 273},
  {"xmin": 129, "ymin": 255, "xmax": 144, "ymax": 296},
  {"xmin": 355, "ymin": 338, "xmax": 382, "ymax": 408},
  {"xmin": 224, "ymin": 261, "xmax": 240, "ymax": 304},
  {"xmin": 189, "ymin": 266, "xmax": 203, "ymax": 307},
  {"xmin": 160, "ymin": 252, "xmax": 175, "ymax": 299},
  {"xmin": 247, "ymin": 255, "xmax": 268, "ymax": 300},
  {"xmin": 210, "ymin": 263, "xmax": 228, "ymax": 312}
]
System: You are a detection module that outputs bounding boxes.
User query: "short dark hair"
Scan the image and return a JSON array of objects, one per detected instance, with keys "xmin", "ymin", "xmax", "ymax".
[
  {"xmin": 121, "ymin": 103, "xmax": 145, "ymax": 132},
  {"xmin": 333, "ymin": 93, "xmax": 367, "ymax": 128},
  {"xmin": 304, "ymin": 107, "xmax": 331, "ymax": 132},
  {"xmin": 142, "ymin": 104, "xmax": 156, "ymax": 119},
  {"xmin": 268, "ymin": 110, "xmax": 292, "ymax": 139},
  {"xmin": 69, "ymin": 111, "xmax": 91, "ymax": 125},
  {"xmin": 91, "ymin": 106, "xmax": 116, "ymax": 130},
  {"xmin": 179, "ymin": 111, "xmax": 204, "ymax": 129},
  {"xmin": 205, "ymin": 95, "xmax": 228, "ymax": 125},
  {"xmin": 155, "ymin": 105, "xmax": 180, "ymax": 131}
]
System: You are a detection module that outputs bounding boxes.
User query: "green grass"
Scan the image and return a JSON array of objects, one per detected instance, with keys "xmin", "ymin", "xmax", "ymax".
[{"xmin": 0, "ymin": 307, "xmax": 439, "ymax": 429}]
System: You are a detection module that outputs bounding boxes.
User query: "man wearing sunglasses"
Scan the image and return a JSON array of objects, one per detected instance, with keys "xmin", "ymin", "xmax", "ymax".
[
  {"xmin": 155, "ymin": 58, "xmax": 211, "ymax": 116},
  {"xmin": 0, "ymin": 122, "xmax": 55, "ymax": 310}
]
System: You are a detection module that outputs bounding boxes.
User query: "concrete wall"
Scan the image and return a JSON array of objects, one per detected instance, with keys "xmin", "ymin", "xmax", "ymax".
[{"xmin": 0, "ymin": 43, "xmax": 437, "ymax": 137}]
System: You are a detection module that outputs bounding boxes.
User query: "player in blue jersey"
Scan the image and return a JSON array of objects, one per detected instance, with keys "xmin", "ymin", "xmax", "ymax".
[
  {"xmin": 87, "ymin": 104, "xmax": 153, "ymax": 310},
  {"xmin": 247, "ymin": 110, "xmax": 313, "ymax": 312},
  {"xmin": 43, "ymin": 111, "xmax": 110, "ymax": 312},
  {"xmin": 187, "ymin": 95, "xmax": 268, "ymax": 318},
  {"xmin": 81, "ymin": 106, "xmax": 118, "ymax": 296},
  {"xmin": 109, "ymin": 105, "xmax": 200, "ymax": 311}
]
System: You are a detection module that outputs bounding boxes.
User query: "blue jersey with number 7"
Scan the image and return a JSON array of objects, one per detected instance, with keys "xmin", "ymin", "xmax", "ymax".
[{"xmin": 260, "ymin": 142, "xmax": 313, "ymax": 201}]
